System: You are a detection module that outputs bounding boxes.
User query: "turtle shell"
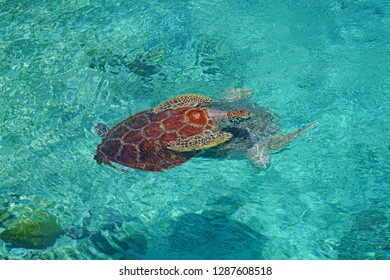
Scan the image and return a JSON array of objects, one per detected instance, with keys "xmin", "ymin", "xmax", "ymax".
[{"xmin": 95, "ymin": 107, "xmax": 215, "ymax": 172}]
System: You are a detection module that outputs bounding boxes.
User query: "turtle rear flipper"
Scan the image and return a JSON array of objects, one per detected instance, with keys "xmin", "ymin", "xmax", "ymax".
[
  {"xmin": 95, "ymin": 123, "xmax": 110, "ymax": 138},
  {"xmin": 153, "ymin": 94, "xmax": 213, "ymax": 113},
  {"xmin": 246, "ymin": 122, "xmax": 318, "ymax": 169},
  {"xmin": 268, "ymin": 122, "xmax": 318, "ymax": 150},
  {"xmin": 168, "ymin": 131, "xmax": 233, "ymax": 152},
  {"xmin": 246, "ymin": 143, "xmax": 271, "ymax": 169}
]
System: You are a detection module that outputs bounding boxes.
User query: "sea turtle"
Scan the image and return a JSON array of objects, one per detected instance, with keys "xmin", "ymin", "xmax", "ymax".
[
  {"xmin": 202, "ymin": 88, "xmax": 318, "ymax": 168},
  {"xmin": 94, "ymin": 94, "xmax": 251, "ymax": 172}
]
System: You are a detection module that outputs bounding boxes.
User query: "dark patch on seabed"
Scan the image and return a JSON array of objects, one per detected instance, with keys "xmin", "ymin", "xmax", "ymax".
[
  {"xmin": 337, "ymin": 208, "xmax": 389, "ymax": 260},
  {"xmin": 167, "ymin": 196, "xmax": 267, "ymax": 259}
]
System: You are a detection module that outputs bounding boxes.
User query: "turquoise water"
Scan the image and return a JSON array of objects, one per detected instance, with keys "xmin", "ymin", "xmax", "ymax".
[{"xmin": 0, "ymin": 0, "xmax": 389, "ymax": 260}]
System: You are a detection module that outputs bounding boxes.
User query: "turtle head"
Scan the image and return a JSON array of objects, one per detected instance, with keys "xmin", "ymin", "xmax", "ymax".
[
  {"xmin": 94, "ymin": 150, "xmax": 106, "ymax": 164},
  {"xmin": 227, "ymin": 109, "xmax": 251, "ymax": 124}
]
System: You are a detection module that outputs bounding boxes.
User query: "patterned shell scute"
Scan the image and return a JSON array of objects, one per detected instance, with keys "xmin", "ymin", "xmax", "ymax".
[{"xmin": 95, "ymin": 107, "xmax": 214, "ymax": 172}]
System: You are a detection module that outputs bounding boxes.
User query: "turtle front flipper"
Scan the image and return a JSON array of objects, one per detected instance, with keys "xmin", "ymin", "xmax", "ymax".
[
  {"xmin": 168, "ymin": 131, "xmax": 233, "ymax": 152},
  {"xmin": 153, "ymin": 94, "xmax": 213, "ymax": 113},
  {"xmin": 268, "ymin": 121, "xmax": 318, "ymax": 150}
]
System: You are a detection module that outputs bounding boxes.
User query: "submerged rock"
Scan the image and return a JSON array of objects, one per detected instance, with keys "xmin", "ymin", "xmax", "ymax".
[{"xmin": 0, "ymin": 205, "xmax": 63, "ymax": 249}]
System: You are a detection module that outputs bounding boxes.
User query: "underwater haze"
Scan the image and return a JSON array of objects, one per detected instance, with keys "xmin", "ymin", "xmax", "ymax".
[{"xmin": 0, "ymin": 0, "xmax": 389, "ymax": 259}]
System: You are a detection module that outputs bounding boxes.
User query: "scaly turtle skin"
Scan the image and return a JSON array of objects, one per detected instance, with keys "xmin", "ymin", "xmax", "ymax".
[
  {"xmin": 94, "ymin": 94, "xmax": 251, "ymax": 172},
  {"xmin": 203, "ymin": 88, "xmax": 317, "ymax": 169}
]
